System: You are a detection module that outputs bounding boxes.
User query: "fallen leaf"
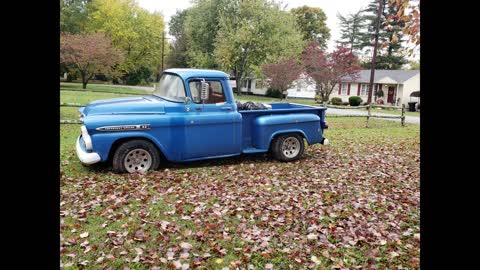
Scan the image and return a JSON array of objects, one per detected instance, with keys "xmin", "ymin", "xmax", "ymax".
[{"xmin": 180, "ymin": 242, "xmax": 193, "ymax": 250}]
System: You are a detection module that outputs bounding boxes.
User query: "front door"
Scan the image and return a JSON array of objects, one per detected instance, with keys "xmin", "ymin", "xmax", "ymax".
[
  {"xmin": 387, "ymin": 86, "xmax": 395, "ymax": 103},
  {"xmin": 182, "ymin": 79, "xmax": 240, "ymax": 160}
]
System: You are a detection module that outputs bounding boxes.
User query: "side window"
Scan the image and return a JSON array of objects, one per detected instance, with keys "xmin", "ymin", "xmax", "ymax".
[{"xmin": 188, "ymin": 80, "xmax": 226, "ymax": 104}]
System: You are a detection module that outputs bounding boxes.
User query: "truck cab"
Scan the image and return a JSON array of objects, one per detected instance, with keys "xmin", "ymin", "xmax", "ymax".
[{"xmin": 76, "ymin": 68, "xmax": 329, "ymax": 173}]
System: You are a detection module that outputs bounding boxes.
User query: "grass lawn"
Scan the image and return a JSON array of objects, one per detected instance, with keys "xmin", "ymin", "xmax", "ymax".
[
  {"xmin": 60, "ymin": 88, "xmax": 420, "ymax": 269},
  {"xmin": 60, "ymin": 83, "xmax": 148, "ymax": 95}
]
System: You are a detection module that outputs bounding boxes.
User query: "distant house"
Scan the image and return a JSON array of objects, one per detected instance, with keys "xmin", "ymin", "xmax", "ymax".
[
  {"xmin": 250, "ymin": 70, "xmax": 420, "ymax": 106},
  {"xmin": 329, "ymin": 70, "xmax": 420, "ymax": 106}
]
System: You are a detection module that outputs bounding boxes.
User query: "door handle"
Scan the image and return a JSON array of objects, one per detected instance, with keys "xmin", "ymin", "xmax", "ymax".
[
  {"xmin": 195, "ymin": 107, "xmax": 203, "ymax": 111},
  {"xmin": 221, "ymin": 107, "xmax": 232, "ymax": 111}
]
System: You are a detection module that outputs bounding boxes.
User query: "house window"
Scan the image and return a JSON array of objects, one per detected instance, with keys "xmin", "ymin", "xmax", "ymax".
[
  {"xmin": 341, "ymin": 84, "xmax": 348, "ymax": 95},
  {"xmin": 360, "ymin": 84, "xmax": 369, "ymax": 96}
]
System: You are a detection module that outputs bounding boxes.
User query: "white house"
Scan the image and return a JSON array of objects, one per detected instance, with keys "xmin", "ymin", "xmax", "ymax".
[
  {"xmin": 329, "ymin": 70, "xmax": 420, "ymax": 106},
  {"xmin": 247, "ymin": 70, "xmax": 420, "ymax": 106}
]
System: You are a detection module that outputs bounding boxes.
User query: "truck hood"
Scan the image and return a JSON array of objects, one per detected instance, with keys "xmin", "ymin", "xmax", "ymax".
[{"xmin": 81, "ymin": 96, "xmax": 166, "ymax": 116}]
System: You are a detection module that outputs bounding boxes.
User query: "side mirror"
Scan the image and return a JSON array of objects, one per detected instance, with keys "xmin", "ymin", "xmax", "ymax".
[
  {"xmin": 184, "ymin": 96, "xmax": 191, "ymax": 104},
  {"xmin": 201, "ymin": 81, "xmax": 209, "ymax": 101}
]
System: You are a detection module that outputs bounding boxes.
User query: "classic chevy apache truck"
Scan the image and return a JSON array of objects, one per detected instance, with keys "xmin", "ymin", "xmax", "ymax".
[{"xmin": 76, "ymin": 68, "xmax": 329, "ymax": 173}]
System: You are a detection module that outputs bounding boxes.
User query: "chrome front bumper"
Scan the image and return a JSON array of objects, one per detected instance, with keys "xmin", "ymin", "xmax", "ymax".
[{"xmin": 76, "ymin": 136, "xmax": 101, "ymax": 165}]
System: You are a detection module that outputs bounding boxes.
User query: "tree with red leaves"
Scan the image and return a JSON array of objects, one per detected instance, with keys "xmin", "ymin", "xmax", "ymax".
[
  {"xmin": 302, "ymin": 41, "xmax": 362, "ymax": 103},
  {"xmin": 60, "ymin": 32, "xmax": 124, "ymax": 89},
  {"xmin": 261, "ymin": 58, "xmax": 303, "ymax": 100}
]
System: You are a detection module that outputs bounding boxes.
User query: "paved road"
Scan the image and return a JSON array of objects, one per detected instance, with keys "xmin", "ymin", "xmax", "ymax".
[
  {"xmin": 325, "ymin": 108, "xmax": 420, "ymax": 124},
  {"xmin": 61, "ymin": 82, "xmax": 155, "ymax": 92}
]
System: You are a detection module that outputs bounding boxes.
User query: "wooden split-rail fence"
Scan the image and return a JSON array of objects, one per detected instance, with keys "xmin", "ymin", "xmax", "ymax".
[
  {"xmin": 60, "ymin": 89, "xmax": 405, "ymax": 127},
  {"xmin": 323, "ymin": 103, "xmax": 406, "ymax": 127}
]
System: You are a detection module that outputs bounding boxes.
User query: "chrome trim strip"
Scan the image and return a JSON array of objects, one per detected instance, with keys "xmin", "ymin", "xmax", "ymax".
[{"xmin": 95, "ymin": 124, "xmax": 151, "ymax": 132}]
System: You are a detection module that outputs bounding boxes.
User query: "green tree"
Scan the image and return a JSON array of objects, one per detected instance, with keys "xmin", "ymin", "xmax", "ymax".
[
  {"xmin": 166, "ymin": 9, "xmax": 191, "ymax": 68},
  {"xmin": 361, "ymin": 0, "xmax": 407, "ymax": 69},
  {"xmin": 291, "ymin": 5, "xmax": 330, "ymax": 49},
  {"xmin": 214, "ymin": 0, "xmax": 304, "ymax": 95},
  {"xmin": 387, "ymin": 0, "xmax": 420, "ymax": 56},
  {"xmin": 86, "ymin": 0, "xmax": 167, "ymax": 83},
  {"xmin": 336, "ymin": 9, "xmax": 367, "ymax": 56},
  {"xmin": 184, "ymin": 0, "xmax": 229, "ymax": 68},
  {"xmin": 60, "ymin": 0, "xmax": 92, "ymax": 33}
]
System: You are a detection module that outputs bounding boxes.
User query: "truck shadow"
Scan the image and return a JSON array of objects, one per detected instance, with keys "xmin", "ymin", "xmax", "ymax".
[
  {"xmin": 85, "ymin": 151, "xmax": 318, "ymax": 173},
  {"xmin": 164, "ymin": 153, "xmax": 275, "ymax": 170}
]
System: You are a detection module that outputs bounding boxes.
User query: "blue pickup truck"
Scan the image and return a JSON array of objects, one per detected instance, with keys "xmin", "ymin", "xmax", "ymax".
[{"xmin": 76, "ymin": 69, "xmax": 329, "ymax": 173}]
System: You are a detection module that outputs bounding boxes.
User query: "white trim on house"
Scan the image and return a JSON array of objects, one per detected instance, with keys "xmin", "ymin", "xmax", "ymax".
[
  {"xmin": 247, "ymin": 70, "xmax": 419, "ymax": 106},
  {"xmin": 375, "ymin": 76, "xmax": 398, "ymax": 84}
]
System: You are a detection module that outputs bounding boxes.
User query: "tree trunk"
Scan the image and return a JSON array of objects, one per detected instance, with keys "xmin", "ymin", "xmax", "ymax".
[
  {"xmin": 80, "ymin": 71, "xmax": 87, "ymax": 89},
  {"xmin": 235, "ymin": 69, "xmax": 242, "ymax": 96}
]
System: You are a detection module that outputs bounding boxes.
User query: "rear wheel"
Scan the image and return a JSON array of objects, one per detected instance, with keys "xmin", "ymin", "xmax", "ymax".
[
  {"xmin": 112, "ymin": 140, "xmax": 160, "ymax": 173},
  {"xmin": 271, "ymin": 133, "xmax": 305, "ymax": 162}
]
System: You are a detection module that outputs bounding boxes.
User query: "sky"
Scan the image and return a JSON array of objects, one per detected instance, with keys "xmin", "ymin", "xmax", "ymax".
[{"xmin": 137, "ymin": 0, "xmax": 418, "ymax": 60}]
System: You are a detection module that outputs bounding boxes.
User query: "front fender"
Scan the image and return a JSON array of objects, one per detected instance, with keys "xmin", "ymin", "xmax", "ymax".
[{"xmin": 90, "ymin": 131, "xmax": 171, "ymax": 162}]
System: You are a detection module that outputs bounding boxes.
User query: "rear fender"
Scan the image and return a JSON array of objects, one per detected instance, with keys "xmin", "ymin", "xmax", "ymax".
[{"xmin": 252, "ymin": 113, "xmax": 322, "ymax": 150}]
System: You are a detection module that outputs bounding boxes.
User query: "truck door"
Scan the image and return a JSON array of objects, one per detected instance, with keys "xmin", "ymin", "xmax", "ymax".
[{"xmin": 182, "ymin": 79, "xmax": 241, "ymax": 160}]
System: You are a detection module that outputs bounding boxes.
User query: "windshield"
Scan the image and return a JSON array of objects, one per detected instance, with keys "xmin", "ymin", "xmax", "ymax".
[{"xmin": 153, "ymin": 74, "xmax": 186, "ymax": 102}]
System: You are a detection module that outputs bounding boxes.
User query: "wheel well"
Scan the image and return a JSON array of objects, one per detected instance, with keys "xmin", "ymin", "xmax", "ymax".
[
  {"xmin": 269, "ymin": 132, "xmax": 306, "ymax": 150},
  {"xmin": 108, "ymin": 137, "xmax": 166, "ymax": 162}
]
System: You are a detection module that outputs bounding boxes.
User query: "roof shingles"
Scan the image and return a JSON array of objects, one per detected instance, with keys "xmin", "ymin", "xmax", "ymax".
[{"xmin": 342, "ymin": 70, "xmax": 419, "ymax": 84}]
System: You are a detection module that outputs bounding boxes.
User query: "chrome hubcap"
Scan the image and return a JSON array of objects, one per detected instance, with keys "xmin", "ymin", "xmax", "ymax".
[
  {"xmin": 124, "ymin": 149, "xmax": 152, "ymax": 173},
  {"xmin": 282, "ymin": 137, "xmax": 300, "ymax": 158}
]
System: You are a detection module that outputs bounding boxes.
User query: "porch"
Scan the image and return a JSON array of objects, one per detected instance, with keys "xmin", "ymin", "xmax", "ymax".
[{"xmin": 373, "ymin": 83, "xmax": 402, "ymax": 106}]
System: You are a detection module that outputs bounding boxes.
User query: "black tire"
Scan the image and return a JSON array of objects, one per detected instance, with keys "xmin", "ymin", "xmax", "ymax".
[
  {"xmin": 112, "ymin": 139, "xmax": 161, "ymax": 173},
  {"xmin": 271, "ymin": 133, "xmax": 305, "ymax": 162}
]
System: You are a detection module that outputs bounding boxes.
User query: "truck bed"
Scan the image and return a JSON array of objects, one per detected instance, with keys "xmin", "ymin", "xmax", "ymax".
[{"xmin": 239, "ymin": 103, "xmax": 327, "ymax": 151}]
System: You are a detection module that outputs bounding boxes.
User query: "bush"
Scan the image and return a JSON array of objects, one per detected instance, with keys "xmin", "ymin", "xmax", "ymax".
[
  {"xmin": 376, "ymin": 89, "xmax": 384, "ymax": 98},
  {"xmin": 349, "ymin": 96, "xmax": 363, "ymax": 106},
  {"xmin": 376, "ymin": 98, "xmax": 385, "ymax": 105},
  {"xmin": 330, "ymin": 97, "xmax": 343, "ymax": 105},
  {"xmin": 265, "ymin": 88, "xmax": 283, "ymax": 98},
  {"xmin": 126, "ymin": 66, "xmax": 152, "ymax": 85}
]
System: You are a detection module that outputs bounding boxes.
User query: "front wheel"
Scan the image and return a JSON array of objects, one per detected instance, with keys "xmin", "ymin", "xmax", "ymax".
[
  {"xmin": 112, "ymin": 140, "xmax": 161, "ymax": 173},
  {"xmin": 271, "ymin": 133, "xmax": 305, "ymax": 162}
]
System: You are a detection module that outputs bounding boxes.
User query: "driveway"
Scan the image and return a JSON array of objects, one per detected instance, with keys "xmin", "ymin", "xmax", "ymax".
[{"xmin": 326, "ymin": 108, "xmax": 420, "ymax": 124}]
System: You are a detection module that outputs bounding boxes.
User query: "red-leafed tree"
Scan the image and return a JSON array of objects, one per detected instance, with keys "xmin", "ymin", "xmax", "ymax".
[
  {"xmin": 261, "ymin": 58, "xmax": 303, "ymax": 100},
  {"xmin": 302, "ymin": 41, "xmax": 362, "ymax": 102},
  {"xmin": 60, "ymin": 32, "xmax": 124, "ymax": 89}
]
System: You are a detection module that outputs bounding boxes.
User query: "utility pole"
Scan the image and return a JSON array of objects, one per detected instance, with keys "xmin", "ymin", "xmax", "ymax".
[
  {"xmin": 367, "ymin": 0, "xmax": 383, "ymax": 104},
  {"xmin": 161, "ymin": 31, "xmax": 165, "ymax": 73}
]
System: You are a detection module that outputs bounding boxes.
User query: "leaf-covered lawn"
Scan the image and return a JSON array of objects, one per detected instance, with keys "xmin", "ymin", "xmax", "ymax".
[{"xmin": 60, "ymin": 117, "xmax": 420, "ymax": 269}]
